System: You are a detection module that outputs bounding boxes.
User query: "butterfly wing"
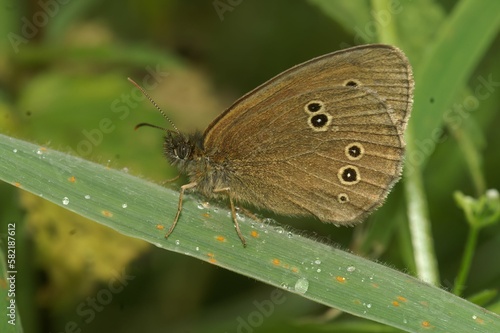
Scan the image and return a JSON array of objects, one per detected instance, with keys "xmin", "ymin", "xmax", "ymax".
[{"xmin": 202, "ymin": 44, "xmax": 413, "ymax": 224}]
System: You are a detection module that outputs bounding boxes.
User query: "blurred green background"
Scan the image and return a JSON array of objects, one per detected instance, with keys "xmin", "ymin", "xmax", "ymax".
[{"xmin": 0, "ymin": 0, "xmax": 499, "ymax": 332}]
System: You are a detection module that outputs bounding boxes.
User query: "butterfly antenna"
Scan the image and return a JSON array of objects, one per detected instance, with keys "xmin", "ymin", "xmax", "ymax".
[{"xmin": 127, "ymin": 77, "xmax": 180, "ymax": 134}]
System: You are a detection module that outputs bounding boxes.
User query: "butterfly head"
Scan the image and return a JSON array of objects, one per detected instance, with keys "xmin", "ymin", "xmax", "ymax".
[{"xmin": 163, "ymin": 131, "xmax": 204, "ymax": 170}]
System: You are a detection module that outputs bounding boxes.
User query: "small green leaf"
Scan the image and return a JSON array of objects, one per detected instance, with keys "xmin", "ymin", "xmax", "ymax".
[{"xmin": 454, "ymin": 190, "xmax": 500, "ymax": 229}]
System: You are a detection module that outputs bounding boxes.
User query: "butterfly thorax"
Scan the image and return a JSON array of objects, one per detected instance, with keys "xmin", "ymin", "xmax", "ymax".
[{"xmin": 163, "ymin": 131, "xmax": 232, "ymax": 197}]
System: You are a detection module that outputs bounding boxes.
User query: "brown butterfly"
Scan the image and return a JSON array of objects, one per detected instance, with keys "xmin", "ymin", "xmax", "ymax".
[{"xmin": 130, "ymin": 44, "xmax": 414, "ymax": 247}]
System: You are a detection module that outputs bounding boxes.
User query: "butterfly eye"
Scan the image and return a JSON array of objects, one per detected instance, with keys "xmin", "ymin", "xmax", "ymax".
[{"xmin": 176, "ymin": 144, "xmax": 191, "ymax": 159}]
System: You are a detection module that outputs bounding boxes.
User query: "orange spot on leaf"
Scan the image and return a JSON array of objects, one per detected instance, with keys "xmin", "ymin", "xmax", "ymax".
[
  {"xmin": 392, "ymin": 301, "xmax": 400, "ymax": 307},
  {"xmin": 215, "ymin": 235, "xmax": 226, "ymax": 243},
  {"xmin": 13, "ymin": 182, "xmax": 21, "ymax": 188},
  {"xmin": 421, "ymin": 321, "xmax": 433, "ymax": 328},
  {"xmin": 102, "ymin": 210, "xmax": 113, "ymax": 217},
  {"xmin": 68, "ymin": 176, "xmax": 76, "ymax": 183},
  {"xmin": 335, "ymin": 276, "xmax": 346, "ymax": 283},
  {"xmin": 272, "ymin": 258, "xmax": 281, "ymax": 266},
  {"xmin": 207, "ymin": 252, "xmax": 216, "ymax": 264},
  {"xmin": 250, "ymin": 230, "xmax": 259, "ymax": 238},
  {"xmin": 397, "ymin": 296, "xmax": 407, "ymax": 302},
  {"xmin": 156, "ymin": 224, "xmax": 165, "ymax": 230}
]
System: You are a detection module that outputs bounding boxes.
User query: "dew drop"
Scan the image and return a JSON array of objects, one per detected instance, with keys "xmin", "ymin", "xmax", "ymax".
[
  {"xmin": 122, "ymin": 203, "xmax": 128, "ymax": 208},
  {"xmin": 13, "ymin": 149, "xmax": 17, "ymax": 153},
  {"xmin": 287, "ymin": 231, "xmax": 293, "ymax": 238},
  {"xmin": 347, "ymin": 266, "xmax": 356, "ymax": 272},
  {"xmin": 84, "ymin": 195, "xmax": 90, "ymax": 200},
  {"xmin": 174, "ymin": 240, "xmax": 180, "ymax": 246},
  {"xmin": 274, "ymin": 226, "xmax": 284, "ymax": 234},
  {"xmin": 195, "ymin": 246, "xmax": 200, "ymax": 251},
  {"xmin": 262, "ymin": 218, "xmax": 274, "ymax": 225},
  {"xmin": 472, "ymin": 315, "xmax": 477, "ymax": 320},
  {"xmin": 316, "ymin": 268, "xmax": 321, "ymax": 273},
  {"xmin": 294, "ymin": 278, "xmax": 309, "ymax": 294},
  {"xmin": 314, "ymin": 259, "xmax": 322, "ymax": 265},
  {"xmin": 366, "ymin": 303, "xmax": 372, "ymax": 309},
  {"xmin": 62, "ymin": 197, "xmax": 69, "ymax": 205},
  {"xmin": 280, "ymin": 282, "xmax": 290, "ymax": 290},
  {"xmin": 36, "ymin": 149, "xmax": 43, "ymax": 155}
]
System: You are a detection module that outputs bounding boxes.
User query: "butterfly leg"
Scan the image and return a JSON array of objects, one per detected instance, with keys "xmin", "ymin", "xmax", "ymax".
[
  {"xmin": 213, "ymin": 187, "xmax": 247, "ymax": 247},
  {"xmin": 160, "ymin": 174, "xmax": 181, "ymax": 185},
  {"xmin": 165, "ymin": 181, "xmax": 198, "ymax": 239}
]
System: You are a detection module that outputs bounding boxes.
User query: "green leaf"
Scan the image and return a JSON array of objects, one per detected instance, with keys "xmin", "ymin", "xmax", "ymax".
[
  {"xmin": 408, "ymin": 0, "xmax": 500, "ymax": 170},
  {"xmin": 1, "ymin": 134, "xmax": 500, "ymax": 332}
]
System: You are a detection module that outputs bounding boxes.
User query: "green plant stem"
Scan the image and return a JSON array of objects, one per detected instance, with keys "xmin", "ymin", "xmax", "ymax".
[
  {"xmin": 448, "ymin": 120, "xmax": 487, "ymax": 197},
  {"xmin": 453, "ymin": 226, "xmax": 479, "ymax": 296},
  {"xmin": 404, "ymin": 126, "xmax": 440, "ymax": 285},
  {"xmin": 370, "ymin": 0, "xmax": 399, "ymax": 44},
  {"xmin": 447, "ymin": 117, "xmax": 486, "ymax": 296}
]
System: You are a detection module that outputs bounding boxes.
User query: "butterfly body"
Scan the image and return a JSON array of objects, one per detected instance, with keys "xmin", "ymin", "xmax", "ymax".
[{"xmin": 164, "ymin": 131, "xmax": 235, "ymax": 200}]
